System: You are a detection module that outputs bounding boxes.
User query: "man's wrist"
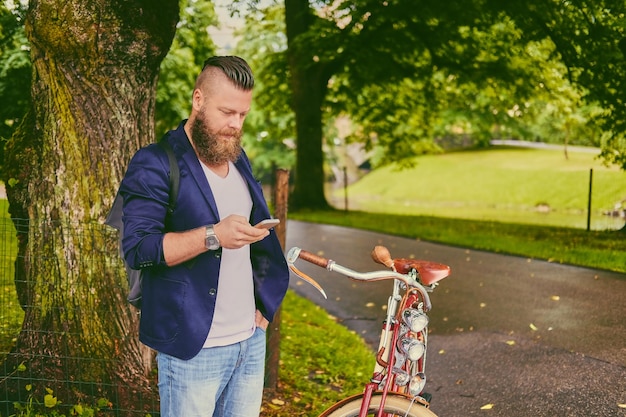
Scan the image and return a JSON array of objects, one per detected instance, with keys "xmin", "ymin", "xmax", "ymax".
[{"xmin": 204, "ymin": 224, "xmax": 221, "ymax": 250}]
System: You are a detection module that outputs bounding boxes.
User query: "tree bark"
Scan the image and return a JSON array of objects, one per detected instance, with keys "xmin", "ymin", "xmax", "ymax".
[
  {"xmin": 1, "ymin": 0, "xmax": 178, "ymax": 414},
  {"xmin": 285, "ymin": 0, "xmax": 331, "ymax": 210}
]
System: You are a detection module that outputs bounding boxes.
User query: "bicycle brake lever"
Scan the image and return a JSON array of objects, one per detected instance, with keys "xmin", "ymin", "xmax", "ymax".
[
  {"xmin": 288, "ymin": 265, "xmax": 328, "ymax": 299},
  {"xmin": 286, "ymin": 247, "xmax": 328, "ymax": 299}
]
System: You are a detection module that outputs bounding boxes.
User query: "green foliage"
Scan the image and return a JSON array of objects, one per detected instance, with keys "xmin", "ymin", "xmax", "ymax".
[
  {"xmin": 7, "ymin": 384, "xmax": 112, "ymax": 417},
  {"xmin": 230, "ymin": 0, "xmax": 624, "ymax": 186},
  {"xmin": 234, "ymin": 4, "xmax": 296, "ymax": 181},
  {"xmin": 495, "ymin": 1, "xmax": 626, "ymax": 168},
  {"xmin": 351, "ymin": 12, "xmax": 606, "ymax": 161},
  {"xmin": 155, "ymin": 0, "xmax": 218, "ymax": 136},
  {"xmin": 0, "ymin": 2, "xmax": 30, "ymax": 177}
]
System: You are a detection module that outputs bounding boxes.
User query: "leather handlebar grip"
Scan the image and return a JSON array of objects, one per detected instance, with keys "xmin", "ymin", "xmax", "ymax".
[{"xmin": 298, "ymin": 249, "xmax": 330, "ymax": 268}]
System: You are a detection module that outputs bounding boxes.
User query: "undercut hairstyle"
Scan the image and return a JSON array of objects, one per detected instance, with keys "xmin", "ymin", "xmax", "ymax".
[{"xmin": 197, "ymin": 56, "xmax": 255, "ymax": 91}]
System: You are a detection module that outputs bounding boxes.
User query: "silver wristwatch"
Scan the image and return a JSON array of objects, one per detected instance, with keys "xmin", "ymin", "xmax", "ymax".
[{"xmin": 205, "ymin": 225, "xmax": 221, "ymax": 250}]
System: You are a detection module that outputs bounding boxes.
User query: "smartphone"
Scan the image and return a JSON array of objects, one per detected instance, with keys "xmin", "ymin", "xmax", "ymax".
[{"xmin": 255, "ymin": 219, "xmax": 280, "ymax": 229}]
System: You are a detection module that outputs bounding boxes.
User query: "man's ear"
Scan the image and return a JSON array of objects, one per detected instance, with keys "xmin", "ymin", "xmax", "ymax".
[{"xmin": 191, "ymin": 88, "xmax": 204, "ymax": 111}]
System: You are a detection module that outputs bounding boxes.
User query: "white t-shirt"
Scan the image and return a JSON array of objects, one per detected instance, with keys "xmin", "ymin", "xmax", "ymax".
[{"xmin": 201, "ymin": 161, "xmax": 255, "ymax": 347}]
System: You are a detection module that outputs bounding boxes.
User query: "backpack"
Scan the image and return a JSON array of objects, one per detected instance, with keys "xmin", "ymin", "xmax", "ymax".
[{"xmin": 105, "ymin": 137, "xmax": 179, "ymax": 308}]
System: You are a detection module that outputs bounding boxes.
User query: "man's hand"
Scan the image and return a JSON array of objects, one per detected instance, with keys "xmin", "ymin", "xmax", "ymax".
[
  {"xmin": 214, "ymin": 215, "xmax": 270, "ymax": 249},
  {"xmin": 255, "ymin": 309, "xmax": 269, "ymax": 331}
]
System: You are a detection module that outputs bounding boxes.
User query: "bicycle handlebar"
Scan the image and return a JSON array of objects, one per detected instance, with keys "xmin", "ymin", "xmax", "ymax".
[
  {"xmin": 288, "ymin": 247, "xmax": 414, "ymax": 284},
  {"xmin": 286, "ymin": 246, "xmax": 435, "ymax": 310}
]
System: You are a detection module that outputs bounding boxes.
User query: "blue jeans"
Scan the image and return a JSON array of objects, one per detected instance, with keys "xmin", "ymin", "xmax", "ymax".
[{"xmin": 157, "ymin": 328, "xmax": 266, "ymax": 417}]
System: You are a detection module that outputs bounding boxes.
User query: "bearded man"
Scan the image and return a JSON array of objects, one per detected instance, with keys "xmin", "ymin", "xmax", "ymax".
[{"xmin": 119, "ymin": 56, "xmax": 289, "ymax": 417}]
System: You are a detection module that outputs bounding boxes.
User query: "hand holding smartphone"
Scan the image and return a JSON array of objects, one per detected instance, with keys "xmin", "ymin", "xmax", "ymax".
[{"xmin": 254, "ymin": 218, "xmax": 280, "ymax": 229}]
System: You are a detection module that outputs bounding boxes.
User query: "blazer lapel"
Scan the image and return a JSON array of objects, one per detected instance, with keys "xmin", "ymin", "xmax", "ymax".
[
  {"xmin": 182, "ymin": 148, "xmax": 221, "ymax": 219},
  {"xmin": 234, "ymin": 154, "xmax": 264, "ymax": 205}
]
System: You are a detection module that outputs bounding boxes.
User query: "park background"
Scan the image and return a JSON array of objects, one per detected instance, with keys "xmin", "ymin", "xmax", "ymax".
[{"xmin": 1, "ymin": 0, "xmax": 626, "ymax": 416}]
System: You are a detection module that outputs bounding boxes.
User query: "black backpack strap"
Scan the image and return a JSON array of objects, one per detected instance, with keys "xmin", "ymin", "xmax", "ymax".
[{"xmin": 157, "ymin": 136, "xmax": 180, "ymax": 217}]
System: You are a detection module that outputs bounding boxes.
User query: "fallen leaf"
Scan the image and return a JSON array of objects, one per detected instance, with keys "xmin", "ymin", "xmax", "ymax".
[
  {"xmin": 529, "ymin": 323, "xmax": 538, "ymax": 331},
  {"xmin": 271, "ymin": 398, "xmax": 285, "ymax": 406},
  {"xmin": 438, "ymin": 349, "xmax": 445, "ymax": 355},
  {"xmin": 479, "ymin": 302, "xmax": 487, "ymax": 308},
  {"xmin": 505, "ymin": 340, "xmax": 516, "ymax": 346},
  {"xmin": 480, "ymin": 403, "xmax": 494, "ymax": 410},
  {"xmin": 618, "ymin": 403, "xmax": 626, "ymax": 409},
  {"xmin": 44, "ymin": 394, "xmax": 58, "ymax": 408},
  {"xmin": 551, "ymin": 295, "xmax": 560, "ymax": 301},
  {"xmin": 365, "ymin": 302, "xmax": 375, "ymax": 308}
]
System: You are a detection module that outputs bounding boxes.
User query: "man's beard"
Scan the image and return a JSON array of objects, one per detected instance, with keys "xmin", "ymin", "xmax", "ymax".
[{"xmin": 191, "ymin": 112, "xmax": 243, "ymax": 166}]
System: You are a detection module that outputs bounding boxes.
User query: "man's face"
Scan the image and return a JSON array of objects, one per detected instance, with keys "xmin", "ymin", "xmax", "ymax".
[
  {"xmin": 191, "ymin": 107, "xmax": 243, "ymax": 166},
  {"xmin": 190, "ymin": 74, "xmax": 252, "ymax": 167}
]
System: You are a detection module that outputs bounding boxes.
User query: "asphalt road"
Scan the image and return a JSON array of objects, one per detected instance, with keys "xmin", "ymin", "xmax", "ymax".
[{"xmin": 284, "ymin": 220, "xmax": 626, "ymax": 417}]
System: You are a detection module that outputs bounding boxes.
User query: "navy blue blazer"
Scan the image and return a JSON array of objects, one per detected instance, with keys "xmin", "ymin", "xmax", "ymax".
[{"xmin": 119, "ymin": 121, "xmax": 289, "ymax": 360}]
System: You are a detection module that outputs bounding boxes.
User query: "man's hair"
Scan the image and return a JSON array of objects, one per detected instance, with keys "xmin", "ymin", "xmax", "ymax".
[{"xmin": 199, "ymin": 56, "xmax": 255, "ymax": 91}]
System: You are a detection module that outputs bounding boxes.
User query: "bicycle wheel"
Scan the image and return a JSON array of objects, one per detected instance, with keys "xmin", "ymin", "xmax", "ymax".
[{"xmin": 319, "ymin": 392, "xmax": 438, "ymax": 417}]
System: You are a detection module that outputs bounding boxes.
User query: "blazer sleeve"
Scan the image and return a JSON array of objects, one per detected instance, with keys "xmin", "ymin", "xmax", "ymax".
[{"xmin": 119, "ymin": 144, "xmax": 172, "ymax": 270}]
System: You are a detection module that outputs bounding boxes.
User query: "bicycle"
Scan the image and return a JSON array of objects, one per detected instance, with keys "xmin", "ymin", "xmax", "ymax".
[{"xmin": 286, "ymin": 245, "xmax": 451, "ymax": 417}]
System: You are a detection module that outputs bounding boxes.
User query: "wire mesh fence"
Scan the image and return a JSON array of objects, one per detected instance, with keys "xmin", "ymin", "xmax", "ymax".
[{"xmin": 0, "ymin": 217, "xmax": 160, "ymax": 417}]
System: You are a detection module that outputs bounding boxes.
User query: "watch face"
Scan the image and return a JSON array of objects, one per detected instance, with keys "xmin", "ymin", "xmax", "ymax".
[
  {"xmin": 207, "ymin": 236, "xmax": 218, "ymax": 248},
  {"xmin": 205, "ymin": 226, "xmax": 220, "ymax": 250}
]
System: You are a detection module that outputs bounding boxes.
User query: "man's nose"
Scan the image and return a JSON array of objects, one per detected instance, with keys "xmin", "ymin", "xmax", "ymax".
[{"xmin": 228, "ymin": 114, "xmax": 246, "ymax": 130}]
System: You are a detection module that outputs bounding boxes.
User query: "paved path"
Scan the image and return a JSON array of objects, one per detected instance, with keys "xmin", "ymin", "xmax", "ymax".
[{"xmin": 285, "ymin": 220, "xmax": 626, "ymax": 417}]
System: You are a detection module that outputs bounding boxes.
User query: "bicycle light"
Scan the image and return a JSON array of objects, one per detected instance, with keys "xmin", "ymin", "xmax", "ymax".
[
  {"xmin": 392, "ymin": 368, "xmax": 410, "ymax": 386},
  {"xmin": 402, "ymin": 308, "xmax": 429, "ymax": 333},
  {"xmin": 398, "ymin": 337, "xmax": 425, "ymax": 361},
  {"xmin": 408, "ymin": 373, "xmax": 427, "ymax": 396}
]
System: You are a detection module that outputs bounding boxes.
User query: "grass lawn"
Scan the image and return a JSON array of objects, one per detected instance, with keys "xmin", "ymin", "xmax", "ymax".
[
  {"xmin": 0, "ymin": 200, "xmax": 22, "ymax": 356},
  {"xmin": 334, "ymin": 146, "xmax": 626, "ymax": 231},
  {"xmin": 288, "ymin": 210, "xmax": 626, "ymax": 274},
  {"xmin": 262, "ymin": 291, "xmax": 373, "ymax": 416}
]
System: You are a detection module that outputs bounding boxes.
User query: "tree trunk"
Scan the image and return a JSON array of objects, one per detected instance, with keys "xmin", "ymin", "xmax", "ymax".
[
  {"xmin": 285, "ymin": 0, "xmax": 331, "ymax": 210},
  {"xmin": 1, "ymin": 0, "xmax": 178, "ymax": 414}
]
